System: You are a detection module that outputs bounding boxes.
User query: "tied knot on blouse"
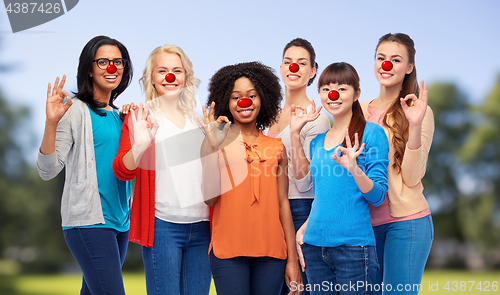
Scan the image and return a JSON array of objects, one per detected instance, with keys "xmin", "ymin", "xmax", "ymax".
[{"xmin": 242, "ymin": 141, "xmax": 265, "ymax": 206}]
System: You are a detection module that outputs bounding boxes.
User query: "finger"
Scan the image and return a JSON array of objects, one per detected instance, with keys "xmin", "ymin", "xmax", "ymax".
[
  {"xmin": 47, "ymin": 83, "xmax": 51, "ymax": 99},
  {"xmin": 316, "ymin": 105, "xmax": 323, "ymax": 113},
  {"xmin": 130, "ymin": 107, "xmax": 137, "ymax": 126},
  {"xmin": 311, "ymin": 100, "xmax": 316, "ymax": 113},
  {"xmin": 208, "ymin": 101, "xmax": 215, "ymax": 122},
  {"xmin": 345, "ymin": 129, "xmax": 352, "ymax": 148},
  {"xmin": 221, "ymin": 121, "xmax": 232, "ymax": 136},
  {"xmin": 137, "ymin": 102, "xmax": 144, "ymax": 121},
  {"xmin": 297, "ymin": 242, "xmax": 305, "ymax": 272},
  {"xmin": 400, "ymin": 97, "xmax": 410, "ymax": 111},
  {"xmin": 355, "ymin": 143, "xmax": 365, "ymax": 157},
  {"xmin": 202, "ymin": 105, "xmax": 209, "ymax": 123},
  {"xmin": 52, "ymin": 77, "xmax": 60, "ymax": 97},
  {"xmin": 61, "ymin": 90, "xmax": 70, "ymax": 100},
  {"xmin": 215, "ymin": 116, "xmax": 229, "ymax": 123},
  {"xmin": 63, "ymin": 96, "xmax": 73, "ymax": 111},
  {"xmin": 290, "ymin": 104, "xmax": 296, "ymax": 115},
  {"xmin": 150, "ymin": 115, "xmax": 159, "ymax": 136},
  {"xmin": 57, "ymin": 75, "xmax": 66, "ymax": 94},
  {"xmin": 353, "ymin": 133, "xmax": 359, "ymax": 150},
  {"xmin": 332, "ymin": 146, "xmax": 343, "ymax": 161}
]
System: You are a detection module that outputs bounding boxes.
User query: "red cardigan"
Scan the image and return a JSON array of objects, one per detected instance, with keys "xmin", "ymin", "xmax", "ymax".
[{"xmin": 113, "ymin": 111, "xmax": 156, "ymax": 247}]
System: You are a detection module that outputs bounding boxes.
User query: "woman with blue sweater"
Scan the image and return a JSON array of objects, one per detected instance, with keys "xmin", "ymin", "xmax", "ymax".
[{"xmin": 291, "ymin": 62, "xmax": 389, "ymax": 295}]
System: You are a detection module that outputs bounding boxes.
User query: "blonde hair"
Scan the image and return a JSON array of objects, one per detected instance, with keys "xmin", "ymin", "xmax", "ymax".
[{"xmin": 140, "ymin": 45, "xmax": 199, "ymax": 120}]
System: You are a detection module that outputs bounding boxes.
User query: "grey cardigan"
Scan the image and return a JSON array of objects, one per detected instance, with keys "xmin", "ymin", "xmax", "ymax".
[{"xmin": 37, "ymin": 98, "xmax": 105, "ymax": 227}]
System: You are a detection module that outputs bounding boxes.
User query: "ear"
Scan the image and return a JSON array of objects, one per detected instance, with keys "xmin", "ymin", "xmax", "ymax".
[
  {"xmin": 309, "ymin": 66, "xmax": 317, "ymax": 80},
  {"xmin": 89, "ymin": 71, "xmax": 93, "ymax": 78},
  {"xmin": 354, "ymin": 88, "xmax": 361, "ymax": 101},
  {"xmin": 406, "ymin": 63, "xmax": 414, "ymax": 75}
]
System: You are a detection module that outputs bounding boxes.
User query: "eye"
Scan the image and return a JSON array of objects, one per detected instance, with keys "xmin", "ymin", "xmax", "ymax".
[
  {"xmin": 249, "ymin": 95, "xmax": 257, "ymax": 99},
  {"xmin": 393, "ymin": 59, "xmax": 401, "ymax": 63},
  {"xmin": 232, "ymin": 96, "xmax": 240, "ymax": 100},
  {"xmin": 322, "ymin": 87, "xmax": 330, "ymax": 92},
  {"xmin": 377, "ymin": 57, "xmax": 384, "ymax": 61},
  {"xmin": 283, "ymin": 61, "xmax": 290, "ymax": 65},
  {"xmin": 159, "ymin": 70, "xmax": 166, "ymax": 73},
  {"xmin": 114, "ymin": 59, "xmax": 123, "ymax": 66},
  {"xmin": 338, "ymin": 87, "xmax": 347, "ymax": 91},
  {"xmin": 97, "ymin": 59, "xmax": 108, "ymax": 67},
  {"xmin": 174, "ymin": 69, "xmax": 183, "ymax": 73},
  {"xmin": 299, "ymin": 62, "xmax": 306, "ymax": 66}
]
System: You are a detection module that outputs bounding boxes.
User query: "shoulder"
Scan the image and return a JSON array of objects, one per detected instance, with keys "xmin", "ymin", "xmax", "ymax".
[{"xmin": 363, "ymin": 122, "xmax": 388, "ymax": 144}]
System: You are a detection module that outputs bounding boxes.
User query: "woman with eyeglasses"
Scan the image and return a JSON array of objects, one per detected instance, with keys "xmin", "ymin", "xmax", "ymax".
[{"xmin": 37, "ymin": 35, "xmax": 133, "ymax": 295}]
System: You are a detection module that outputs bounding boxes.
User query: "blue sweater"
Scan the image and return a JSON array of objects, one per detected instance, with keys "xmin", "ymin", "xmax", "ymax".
[{"xmin": 304, "ymin": 122, "xmax": 389, "ymax": 247}]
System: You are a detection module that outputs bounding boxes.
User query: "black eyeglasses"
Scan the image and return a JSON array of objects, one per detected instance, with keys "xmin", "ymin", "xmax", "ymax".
[{"xmin": 93, "ymin": 58, "xmax": 126, "ymax": 70}]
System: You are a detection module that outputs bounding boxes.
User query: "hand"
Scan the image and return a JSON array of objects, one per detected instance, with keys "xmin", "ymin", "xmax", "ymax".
[
  {"xmin": 46, "ymin": 75, "xmax": 72, "ymax": 123},
  {"xmin": 401, "ymin": 80, "xmax": 428, "ymax": 127},
  {"xmin": 285, "ymin": 260, "xmax": 302, "ymax": 295},
  {"xmin": 120, "ymin": 102, "xmax": 137, "ymax": 120},
  {"xmin": 130, "ymin": 102, "xmax": 159, "ymax": 150},
  {"xmin": 196, "ymin": 101, "xmax": 231, "ymax": 152},
  {"xmin": 332, "ymin": 129, "xmax": 365, "ymax": 174},
  {"xmin": 290, "ymin": 100, "xmax": 322, "ymax": 135},
  {"xmin": 296, "ymin": 223, "xmax": 306, "ymax": 272}
]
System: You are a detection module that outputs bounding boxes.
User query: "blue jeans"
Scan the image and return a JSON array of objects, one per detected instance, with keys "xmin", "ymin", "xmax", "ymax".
[
  {"xmin": 63, "ymin": 228, "xmax": 129, "ymax": 295},
  {"xmin": 210, "ymin": 251, "xmax": 287, "ymax": 295},
  {"xmin": 281, "ymin": 199, "xmax": 313, "ymax": 295},
  {"xmin": 301, "ymin": 243, "xmax": 378, "ymax": 295},
  {"xmin": 142, "ymin": 218, "xmax": 211, "ymax": 295},
  {"xmin": 373, "ymin": 215, "xmax": 434, "ymax": 295}
]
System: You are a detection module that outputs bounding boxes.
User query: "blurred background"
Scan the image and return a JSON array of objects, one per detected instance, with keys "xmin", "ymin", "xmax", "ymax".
[{"xmin": 0, "ymin": 0, "xmax": 499, "ymax": 293}]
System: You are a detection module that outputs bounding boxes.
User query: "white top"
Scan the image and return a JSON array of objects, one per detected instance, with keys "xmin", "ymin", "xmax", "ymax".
[
  {"xmin": 264, "ymin": 104, "xmax": 331, "ymax": 199},
  {"xmin": 154, "ymin": 113, "xmax": 209, "ymax": 223}
]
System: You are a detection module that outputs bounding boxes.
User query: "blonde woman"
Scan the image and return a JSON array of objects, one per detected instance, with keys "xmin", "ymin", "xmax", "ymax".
[{"xmin": 113, "ymin": 45, "xmax": 211, "ymax": 295}]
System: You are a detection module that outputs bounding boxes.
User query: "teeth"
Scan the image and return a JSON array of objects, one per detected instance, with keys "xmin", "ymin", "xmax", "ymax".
[
  {"xmin": 105, "ymin": 76, "xmax": 117, "ymax": 79},
  {"xmin": 239, "ymin": 110, "xmax": 252, "ymax": 114}
]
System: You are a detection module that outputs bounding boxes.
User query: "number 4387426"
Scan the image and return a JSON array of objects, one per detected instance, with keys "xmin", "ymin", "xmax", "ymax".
[
  {"xmin": 443, "ymin": 281, "xmax": 498, "ymax": 292},
  {"xmin": 5, "ymin": 3, "xmax": 61, "ymax": 14}
]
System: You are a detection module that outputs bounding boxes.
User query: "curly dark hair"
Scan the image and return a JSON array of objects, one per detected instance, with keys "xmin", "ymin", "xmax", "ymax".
[{"xmin": 206, "ymin": 61, "xmax": 282, "ymax": 130}]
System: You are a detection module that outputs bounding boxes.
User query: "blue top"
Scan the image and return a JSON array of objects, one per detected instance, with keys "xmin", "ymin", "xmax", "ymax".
[
  {"xmin": 304, "ymin": 122, "xmax": 389, "ymax": 247},
  {"xmin": 63, "ymin": 107, "xmax": 130, "ymax": 232}
]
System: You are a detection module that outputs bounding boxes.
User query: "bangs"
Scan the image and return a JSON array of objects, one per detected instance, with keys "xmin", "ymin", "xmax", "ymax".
[{"xmin": 317, "ymin": 62, "xmax": 359, "ymax": 92}]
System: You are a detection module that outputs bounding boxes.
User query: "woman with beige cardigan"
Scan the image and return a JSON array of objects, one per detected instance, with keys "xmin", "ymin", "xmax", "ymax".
[{"xmin": 361, "ymin": 33, "xmax": 434, "ymax": 295}]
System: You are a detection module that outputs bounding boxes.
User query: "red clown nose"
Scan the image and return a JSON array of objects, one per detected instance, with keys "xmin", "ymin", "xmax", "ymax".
[
  {"xmin": 165, "ymin": 73, "xmax": 176, "ymax": 83},
  {"xmin": 237, "ymin": 98, "xmax": 252, "ymax": 108},
  {"xmin": 381, "ymin": 61, "xmax": 393, "ymax": 71},
  {"xmin": 328, "ymin": 90, "xmax": 340, "ymax": 101},
  {"xmin": 289, "ymin": 63, "xmax": 299, "ymax": 73},
  {"xmin": 106, "ymin": 64, "xmax": 117, "ymax": 74}
]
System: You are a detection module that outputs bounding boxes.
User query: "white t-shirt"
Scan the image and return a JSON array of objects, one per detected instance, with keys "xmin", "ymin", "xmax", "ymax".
[{"xmin": 154, "ymin": 114, "xmax": 209, "ymax": 223}]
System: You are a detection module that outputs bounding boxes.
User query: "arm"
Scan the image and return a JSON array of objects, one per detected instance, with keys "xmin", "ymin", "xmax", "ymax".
[
  {"xmin": 400, "ymin": 81, "xmax": 435, "ymax": 186},
  {"xmin": 332, "ymin": 128, "xmax": 389, "ymax": 206},
  {"xmin": 277, "ymin": 150, "xmax": 302, "ymax": 294},
  {"xmin": 37, "ymin": 76, "xmax": 73, "ymax": 180},
  {"xmin": 296, "ymin": 218, "xmax": 308, "ymax": 272},
  {"xmin": 289, "ymin": 102, "xmax": 323, "ymax": 192}
]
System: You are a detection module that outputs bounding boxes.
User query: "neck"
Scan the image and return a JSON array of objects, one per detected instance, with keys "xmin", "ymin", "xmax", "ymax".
[
  {"xmin": 159, "ymin": 95, "xmax": 181, "ymax": 115},
  {"xmin": 284, "ymin": 85, "xmax": 310, "ymax": 108},
  {"xmin": 234, "ymin": 121, "xmax": 260, "ymax": 138},
  {"xmin": 377, "ymin": 84, "xmax": 401, "ymax": 108},
  {"xmin": 331, "ymin": 110, "xmax": 352, "ymax": 133},
  {"xmin": 93, "ymin": 89, "xmax": 112, "ymax": 108}
]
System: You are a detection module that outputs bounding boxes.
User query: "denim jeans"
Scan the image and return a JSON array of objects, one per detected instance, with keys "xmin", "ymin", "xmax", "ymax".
[
  {"xmin": 373, "ymin": 215, "xmax": 434, "ymax": 295},
  {"xmin": 63, "ymin": 227, "xmax": 129, "ymax": 295},
  {"xmin": 281, "ymin": 198, "xmax": 313, "ymax": 295},
  {"xmin": 301, "ymin": 243, "xmax": 378, "ymax": 295},
  {"xmin": 210, "ymin": 251, "xmax": 287, "ymax": 295},
  {"xmin": 142, "ymin": 218, "xmax": 211, "ymax": 295}
]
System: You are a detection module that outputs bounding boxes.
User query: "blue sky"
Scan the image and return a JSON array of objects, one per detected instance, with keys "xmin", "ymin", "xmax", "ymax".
[{"xmin": 1, "ymin": 0, "xmax": 499, "ymax": 157}]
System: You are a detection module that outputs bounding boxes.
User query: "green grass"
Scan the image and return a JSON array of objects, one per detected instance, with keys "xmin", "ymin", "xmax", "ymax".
[{"xmin": 0, "ymin": 270, "xmax": 497, "ymax": 294}]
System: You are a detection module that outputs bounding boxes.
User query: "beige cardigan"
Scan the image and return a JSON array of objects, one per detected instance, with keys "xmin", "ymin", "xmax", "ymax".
[{"xmin": 360, "ymin": 100, "xmax": 434, "ymax": 217}]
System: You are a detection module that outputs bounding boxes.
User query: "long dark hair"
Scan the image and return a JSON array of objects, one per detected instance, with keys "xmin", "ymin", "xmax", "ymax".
[
  {"xmin": 376, "ymin": 33, "xmax": 418, "ymax": 173},
  {"xmin": 282, "ymin": 38, "xmax": 318, "ymax": 86},
  {"xmin": 74, "ymin": 35, "xmax": 133, "ymax": 116},
  {"xmin": 318, "ymin": 62, "xmax": 366, "ymax": 148}
]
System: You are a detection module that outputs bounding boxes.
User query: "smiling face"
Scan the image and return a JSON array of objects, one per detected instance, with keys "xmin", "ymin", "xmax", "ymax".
[
  {"xmin": 280, "ymin": 46, "xmax": 316, "ymax": 89},
  {"xmin": 374, "ymin": 41, "xmax": 414, "ymax": 89},
  {"xmin": 229, "ymin": 77, "xmax": 261, "ymax": 126},
  {"xmin": 151, "ymin": 52, "xmax": 186, "ymax": 99},
  {"xmin": 320, "ymin": 82, "xmax": 360, "ymax": 118},
  {"xmin": 89, "ymin": 45, "xmax": 123, "ymax": 99}
]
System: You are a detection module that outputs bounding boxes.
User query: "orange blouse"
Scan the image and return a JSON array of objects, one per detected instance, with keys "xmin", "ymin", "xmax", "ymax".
[{"xmin": 210, "ymin": 131, "xmax": 287, "ymax": 260}]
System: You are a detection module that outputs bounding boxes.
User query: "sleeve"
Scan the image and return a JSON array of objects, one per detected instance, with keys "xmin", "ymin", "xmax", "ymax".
[
  {"xmin": 401, "ymin": 106, "xmax": 435, "ymax": 187},
  {"xmin": 36, "ymin": 107, "xmax": 74, "ymax": 181},
  {"xmin": 362, "ymin": 124, "xmax": 390, "ymax": 206},
  {"xmin": 113, "ymin": 112, "xmax": 139, "ymax": 181}
]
